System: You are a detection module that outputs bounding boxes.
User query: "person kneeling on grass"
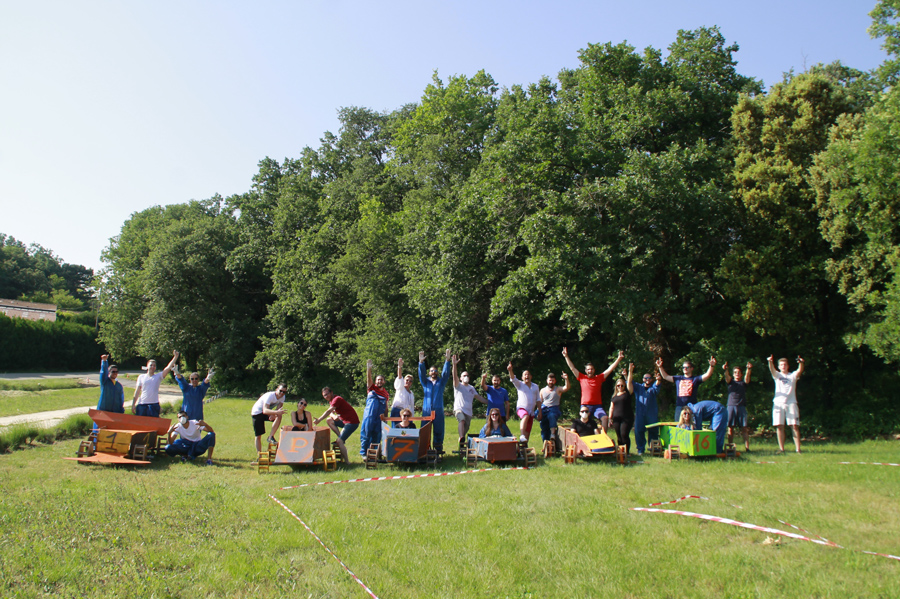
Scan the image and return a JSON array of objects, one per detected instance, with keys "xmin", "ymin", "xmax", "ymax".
[{"xmin": 165, "ymin": 410, "xmax": 216, "ymax": 465}]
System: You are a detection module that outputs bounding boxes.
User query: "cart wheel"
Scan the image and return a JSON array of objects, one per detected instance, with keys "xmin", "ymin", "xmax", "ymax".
[
  {"xmin": 365, "ymin": 444, "xmax": 379, "ymax": 470},
  {"xmin": 563, "ymin": 444, "xmax": 576, "ymax": 465},
  {"xmin": 616, "ymin": 445, "xmax": 627, "ymax": 465},
  {"xmin": 76, "ymin": 440, "xmax": 94, "ymax": 458},
  {"xmin": 425, "ymin": 449, "xmax": 438, "ymax": 466},
  {"xmin": 524, "ymin": 447, "xmax": 537, "ymax": 468},
  {"xmin": 667, "ymin": 445, "xmax": 681, "ymax": 460},
  {"xmin": 724, "ymin": 443, "xmax": 737, "ymax": 459},
  {"xmin": 649, "ymin": 440, "xmax": 663, "ymax": 457},
  {"xmin": 542, "ymin": 439, "xmax": 555, "ymax": 459},
  {"xmin": 258, "ymin": 451, "xmax": 271, "ymax": 473},
  {"xmin": 466, "ymin": 448, "xmax": 477, "ymax": 469},
  {"xmin": 322, "ymin": 450, "xmax": 338, "ymax": 472}
]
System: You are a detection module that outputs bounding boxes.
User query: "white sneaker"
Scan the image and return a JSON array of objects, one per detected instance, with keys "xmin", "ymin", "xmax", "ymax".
[{"xmin": 519, "ymin": 435, "xmax": 527, "ymax": 443}]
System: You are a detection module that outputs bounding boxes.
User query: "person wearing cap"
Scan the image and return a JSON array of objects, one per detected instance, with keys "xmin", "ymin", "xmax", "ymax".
[
  {"xmin": 132, "ymin": 351, "xmax": 179, "ymax": 417},
  {"xmin": 172, "ymin": 366, "xmax": 213, "ymax": 422},
  {"xmin": 251, "ymin": 384, "xmax": 287, "ymax": 454},
  {"xmin": 165, "ymin": 410, "xmax": 216, "ymax": 464},
  {"xmin": 97, "ymin": 354, "xmax": 124, "ymax": 413}
]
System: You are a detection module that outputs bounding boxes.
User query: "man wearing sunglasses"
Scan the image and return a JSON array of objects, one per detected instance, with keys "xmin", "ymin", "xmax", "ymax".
[
  {"xmin": 562, "ymin": 347, "xmax": 625, "ymax": 433},
  {"xmin": 657, "ymin": 356, "xmax": 717, "ymax": 421},
  {"xmin": 97, "ymin": 354, "xmax": 124, "ymax": 413},
  {"xmin": 172, "ymin": 365, "xmax": 213, "ymax": 422}
]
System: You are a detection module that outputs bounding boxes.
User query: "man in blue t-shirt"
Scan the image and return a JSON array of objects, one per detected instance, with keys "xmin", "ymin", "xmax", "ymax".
[
  {"xmin": 480, "ymin": 373, "xmax": 510, "ymax": 422},
  {"xmin": 658, "ymin": 356, "xmax": 717, "ymax": 421},
  {"xmin": 172, "ymin": 366, "xmax": 213, "ymax": 422}
]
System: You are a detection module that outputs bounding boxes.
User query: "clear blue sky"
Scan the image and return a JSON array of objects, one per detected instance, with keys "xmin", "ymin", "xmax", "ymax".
[{"xmin": 0, "ymin": 0, "xmax": 888, "ymax": 274}]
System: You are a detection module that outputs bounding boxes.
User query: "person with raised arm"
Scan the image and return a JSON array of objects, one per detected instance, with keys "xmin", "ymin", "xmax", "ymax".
[
  {"xmin": 538, "ymin": 372, "xmax": 570, "ymax": 452},
  {"xmin": 723, "ymin": 361, "xmax": 753, "ymax": 452},
  {"xmin": 165, "ymin": 410, "xmax": 216, "ymax": 465},
  {"xmin": 360, "ymin": 359, "xmax": 390, "ymax": 457},
  {"xmin": 97, "ymin": 354, "xmax": 124, "ymax": 413},
  {"xmin": 507, "ymin": 361, "xmax": 541, "ymax": 443},
  {"xmin": 480, "ymin": 373, "xmax": 510, "ymax": 422},
  {"xmin": 251, "ymin": 384, "xmax": 287, "ymax": 454},
  {"xmin": 419, "ymin": 349, "xmax": 452, "ymax": 455},
  {"xmin": 452, "ymin": 355, "xmax": 488, "ymax": 449},
  {"xmin": 657, "ymin": 356, "xmax": 717, "ymax": 421},
  {"xmin": 172, "ymin": 365, "xmax": 213, "ymax": 422},
  {"xmin": 391, "ymin": 358, "xmax": 416, "ymax": 426},
  {"xmin": 314, "ymin": 387, "xmax": 359, "ymax": 464},
  {"xmin": 562, "ymin": 347, "xmax": 624, "ymax": 433},
  {"xmin": 132, "ymin": 351, "xmax": 179, "ymax": 417},
  {"xmin": 627, "ymin": 363, "xmax": 662, "ymax": 455},
  {"xmin": 768, "ymin": 355, "xmax": 805, "ymax": 454}
]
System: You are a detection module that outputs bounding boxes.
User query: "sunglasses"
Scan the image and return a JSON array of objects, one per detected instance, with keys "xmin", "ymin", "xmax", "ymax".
[{"xmin": 190, "ymin": 377, "xmax": 199, "ymax": 381}]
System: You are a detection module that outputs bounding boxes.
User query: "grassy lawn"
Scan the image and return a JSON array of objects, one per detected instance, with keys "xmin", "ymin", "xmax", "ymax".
[{"xmin": 1, "ymin": 397, "xmax": 898, "ymax": 598}]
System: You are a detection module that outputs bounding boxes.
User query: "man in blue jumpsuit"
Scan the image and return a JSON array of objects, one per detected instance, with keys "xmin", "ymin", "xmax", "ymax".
[
  {"xmin": 97, "ymin": 354, "xmax": 124, "ymax": 413},
  {"xmin": 627, "ymin": 363, "xmax": 661, "ymax": 455},
  {"xmin": 687, "ymin": 400, "xmax": 727, "ymax": 454},
  {"xmin": 360, "ymin": 359, "xmax": 390, "ymax": 456},
  {"xmin": 418, "ymin": 348, "xmax": 451, "ymax": 454},
  {"xmin": 173, "ymin": 366, "xmax": 213, "ymax": 421}
]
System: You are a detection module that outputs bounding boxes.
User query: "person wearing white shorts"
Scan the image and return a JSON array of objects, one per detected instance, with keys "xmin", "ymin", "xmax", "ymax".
[{"xmin": 768, "ymin": 355, "xmax": 805, "ymax": 453}]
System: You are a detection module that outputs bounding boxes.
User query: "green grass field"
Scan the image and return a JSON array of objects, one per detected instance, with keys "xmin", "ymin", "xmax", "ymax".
[{"xmin": 1, "ymin": 397, "xmax": 898, "ymax": 598}]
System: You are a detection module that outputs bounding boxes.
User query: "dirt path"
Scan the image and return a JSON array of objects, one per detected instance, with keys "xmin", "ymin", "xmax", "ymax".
[{"xmin": 0, "ymin": 388, "xmax": 184, "ymax": 430}]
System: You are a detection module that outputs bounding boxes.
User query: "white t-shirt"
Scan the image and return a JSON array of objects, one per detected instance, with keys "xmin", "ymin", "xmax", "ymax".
[
  {"xmin": 453, "ymin": 384, "xmax": 478, "ymax": 417},
  {"xmin": 392, "ymin": 377, "xmax": 416, "ymax": 412},
  {"xmin": 772, "ymin": 370, "xmax": 799, "ymax": 405},
  {"xmin": 511, "ymin": 377, "xmax": 540, "ymax": 413},
  {"xmin": 251, "ymin": 392, "xmax": 283, "ymax": 415},
  {"xmin": 173, "ymin": 420, "xmax": 205, "ymax": 442},
  {"xmin": 136, "ymin": 373, "xmax": 164, "ymax": 405}
]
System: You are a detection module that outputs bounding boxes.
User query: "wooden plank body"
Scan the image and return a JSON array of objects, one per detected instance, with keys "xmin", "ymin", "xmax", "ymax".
[
  {"xmin": 273, "ymin": 428, "xmax": 331, "ymax": 465},
  {"xmin": 89, "ymin": 409, "xmax": 171, "ymax": 435},
  {"xmin": 468, "ymin": 436, "xmax": 518, "ymax": 462},
  {"xmin": 659, "ymin": 426, "xmax": 717, "ymax": 457},
  {"xmin": 380, "ymin": 420, "xmax": 433, "ymax": 462},
  {"xmin": 95, "ymin": 429, "xmax": 156, "ymax": 458},
  {"xmin": 560, "ymin": 427, "xmax": 616, "ymax": 458}
]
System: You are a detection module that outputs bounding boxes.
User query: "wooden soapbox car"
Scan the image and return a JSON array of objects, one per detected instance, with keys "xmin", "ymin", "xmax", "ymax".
[
  {"xmin": 257, "ymin": 425, "xmax": 340, "ymax": 473},
  {"xmin": 65, "ymin": 409, "xmax": 171, "ymax": 465},
  {"xmin": 364, "ymin": 411, "xmax": 437, "ymax": 469}
]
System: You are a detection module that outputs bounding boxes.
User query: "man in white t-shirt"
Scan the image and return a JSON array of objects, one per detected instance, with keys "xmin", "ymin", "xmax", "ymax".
[
  {"xmin": 391, "ymin": 357, "xmax": 416, "ymax": 425},
  {"xmin": 507, "ymin": 361, "xmax": 542, "ymax": 443},
  {"xmin": 132, "ymin": 351, "xmax": 179, "ymax": 417},
  {"xmin": 768, "ymin": 355, "xmax": 805, "ymax": 454},
  {"xmin": 451, "ymin": 354, "xmax": 487, "ymax": 449},
  {"xmin": 165, "ymin": 410, "xmax": 216, "ymax": 465},
  {"xmin": 251, "ymin": 385, "xmax": 287, "ymax": 454}
]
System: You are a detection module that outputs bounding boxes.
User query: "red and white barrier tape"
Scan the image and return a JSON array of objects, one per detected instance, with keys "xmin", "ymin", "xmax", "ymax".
[
  {"xmin": 648, "ymin": 495, "xmax": 708, "ymax": 506},
  {"xmin": 269, "ymin": 495, "xmax": 381, "ymax": 599},
  {"xmin": 839, "ymin": 462, "xmax": 900, "ymax": 467},
  {"xmin": 777, "ymin": 519, "xmax": 834, "ymax": 546},
  {"xmin": 280, "ymin": 466, "xmax": 529, "ymax": 491},
  {"xmin": 755, "ymin": 461, "xmax": 791, "ymax": 464},
  {"xmin": 632, "ymin": 508, "xmax": 900, "ymax": 562}
]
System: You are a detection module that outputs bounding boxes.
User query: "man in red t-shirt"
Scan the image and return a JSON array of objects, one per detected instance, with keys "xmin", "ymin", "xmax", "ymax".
[
  {"xmin": 314, "ymin": 387, "xmax": 360, "ymax": 464},
  {"xmin": 562, "ymin": 347, "xmax": 624, "ymax": 433}
]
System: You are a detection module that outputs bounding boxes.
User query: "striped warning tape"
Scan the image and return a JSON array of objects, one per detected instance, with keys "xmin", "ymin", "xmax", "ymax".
[
  {"xmin": 777, "ymin": 519, "xmax": 834, "ymax": 546},
  {"xmin": 755, "ymin": 461, "xmax": 791, "ymax": 464},
  {"xmin": 280, "ymin": 466, "xmax": 529, "ymax": 491},
  {"xmin": 839, "ymin": 462, "xmax": 900, "ymax": 467},
  {"xmin": 631, "ymin": 508, "xmax": 900, "ymax": 562},
  {"xmin": 648, "ymin": 495, "xmax": 708, "ymax": 506},
  {"xmin": 269, "ymin": 495, "xmax": 380, "ymax": 599}
]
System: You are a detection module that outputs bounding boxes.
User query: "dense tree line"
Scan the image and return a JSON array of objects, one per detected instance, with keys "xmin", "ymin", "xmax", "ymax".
[{"xmin": 97, "ymin": 6, "xmax": 900, "ymax": 435}]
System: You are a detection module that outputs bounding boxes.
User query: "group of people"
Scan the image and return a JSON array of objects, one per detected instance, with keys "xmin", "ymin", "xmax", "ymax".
[
  {"xmin": 96, "ymin": 352, "xmax": 217, "ymax": 464},
  {"xmin": 246, "ymin": 348, "xmax": 806, "ymax": 462}
]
